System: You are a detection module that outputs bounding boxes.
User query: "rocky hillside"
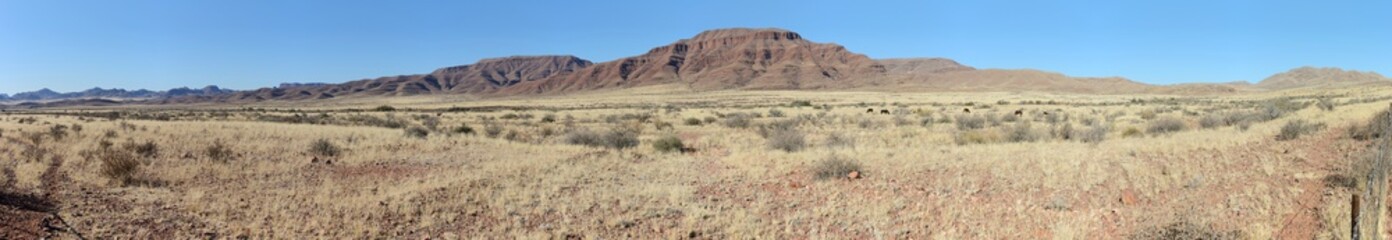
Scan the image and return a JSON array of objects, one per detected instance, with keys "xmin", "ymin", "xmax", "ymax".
[
  {"xmin": 1256, "ymin": 66, "xmax": 1390, "ymax": 89},
  {"xmin": 502, "ymin": 28, "xmax": 887, "ymax": 94}
]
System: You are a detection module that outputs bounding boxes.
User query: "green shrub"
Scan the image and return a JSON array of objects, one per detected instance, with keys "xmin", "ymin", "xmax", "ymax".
[
  {"xmin": 652, "ymin": 135, "xmax": 685, "ymax": 153},
  {"xmin": 373, "ymin": 105, "xmax": 396, "ymax": 111}
]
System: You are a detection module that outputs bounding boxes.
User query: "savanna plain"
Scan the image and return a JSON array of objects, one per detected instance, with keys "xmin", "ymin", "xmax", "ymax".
[{"xmin": 3, "ymin": 87, "xmax": 1392, "ymax": 239}]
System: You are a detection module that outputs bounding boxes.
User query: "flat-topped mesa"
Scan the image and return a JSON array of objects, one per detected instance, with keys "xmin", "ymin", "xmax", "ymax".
[{"xmin": 687, "ymin": 28, "xmax": 803, "ymax": 42}]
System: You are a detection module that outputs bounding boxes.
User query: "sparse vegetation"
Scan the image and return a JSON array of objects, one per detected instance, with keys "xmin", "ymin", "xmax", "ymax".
[
  {"xmin": 652, "ymin": 135, "xmax": 685, "ymax": 153},
  {"xmin": 565, "ymin": 127, "xmax": 640, "ymax": 150},
  {"xmin": 205, "ymin": 139, "xmax": 234, "ymax": 163},
  {"xmin": 308, "ymin": 138, "xmax": 341, "ymax": 157},
  {"xmin": 404, "ymin": 126, "xmax": 430, "ymax": 139},
  {"xmin": 813, "ymin": 155, "xmax": 863, "ymax": 180},
  {"xmin": 1146, "ymin": 116, "xmax": 1186, "ymax": 135},
  {"xmin": 1275, "ymin": 119, "xmax": 1324, "ymax": 141}
]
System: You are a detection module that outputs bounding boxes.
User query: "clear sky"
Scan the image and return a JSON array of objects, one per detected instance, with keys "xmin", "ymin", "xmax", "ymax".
[{"xmin": 2, "ymin": 0, "xmax": 1390, "ymax": 94}]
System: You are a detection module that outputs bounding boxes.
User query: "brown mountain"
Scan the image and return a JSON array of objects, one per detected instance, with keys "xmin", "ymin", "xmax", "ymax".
[
  {"xmin": 1256, "ymin": 66, "xmax": 1390, "ymax": 89},
  {"xmin": 500, "ymin": 28, "xmax": 887, "ymax": 94},
  {"xmin": 187, "ymin": 55, "xmax": 592, "ymax": 102}
]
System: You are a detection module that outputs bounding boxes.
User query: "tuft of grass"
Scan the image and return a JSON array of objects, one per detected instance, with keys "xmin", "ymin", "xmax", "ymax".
[
  {"xmin": 651, "ymin": 135, "xmax": 685, "ymax": 153},
  {"xmin": 308, "ymin": 138, "xmax": 341, "ymax": 157},
  {"xmin": 813, "ymin": 155, "xmax": 863, "ymax": 180},
  {"xmin": 1078, "ymin": 125, "xmax": 1109, "ymax": 143},
  {"xmin": 825, "ymin": 132, "xmax": 855, "ymax": 148}
]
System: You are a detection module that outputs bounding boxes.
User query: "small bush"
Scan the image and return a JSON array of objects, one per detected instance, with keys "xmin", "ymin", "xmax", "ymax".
[
  {"xmin": 48, "ymin": 125, "xmax": 68, "ymax": 141},
  {"xmin": 308, "ymin": 138, "xmax": 341, "ymax": 157},
  {"xmin": 1122, "ymin": 127, "xmax": 1144, "ymax": 138},
  {"xmin": 484, "ymin": 124, "xmax": 505, "ymax": 138},
  {"xmin": 205, "ymin": 140, "xmax": 234, "ymax": 163},
  {"xmin": 703, "ymin": 116, "xmax": 718, "ymax": 124},
  {"xmin": 768, "ymin": 109, "xmax": 786, "ymax": 118},
  {"xmin": 123, "ymin": 140, "xmax": 159, "ymax": 158},
  {"xmin": 565, "ymin": 128, "xmax": 639, "ymax": 150},
  {"xmin": 765, "ymin": 128, "xmax": 806, "ymax": 152},
  {"xmin": 825, "ymin": 132, "xmax": 855, "ymax": 148},
  {"xmin": 790, "ymin": 100, "xmax": 813, "ymax": 107},
  {"xmin": 1146, "ymin": 117, "xmax": 1186, "ymax": 135},
  {"xmin": 374, "ymin": 105, "xmax": 396, "ymax": 111},
  {"xmin": 954, "ymin": 114, "xmax": 986, "ymax": 130},
  {"xmin": 1078, "ymin": 125, "xmax": 1109, "ymax": 143},
  {"xmin": 540, "ymin": 114, "xmax": 557, "ymax": 123},
  {"xmin": 722, "ymin": 114, "xmax": 752, "ymax": 128},
  {"xmin": 652, "ymin": 135, "xmax": 685, "ymax": 153},
  {"xmin": 953, "ymin": 129, "xmax": 1000, "ymax": 145},
  {"xmin": 1005, "ymin": 121, "xmax": 1038, "ymax": 143},
  {"xmin": 1138, "ymin": 110, "xmax": 1158, "ymax": 120},
  {"xmin": 404, "ymin": 126, "xmax": 430, "ymax": 139},
  {"xmin": 813, "ymin": 155, "xmax": 863, "ymax": 180},
  {"xmin": 1198, "ymin": 114, "xmax": 1222, "ymax": 129},
  {"xmin": 452, "ymin": 124, "xmax": 475, "ymax": 135},
  {"xmin": 1316, "ymin": 98, "xmax": 1336, "ymax": 111},
  {"xmin": 684, "ymin": 118, "xmax": 703, "ymax": 126},
  {"xmin": 1350, "ymin": 108, "xmax": 1390, "ymax": 140},
  {"xmin": 98, "ymin": 148, "xmax": 142, "ymax": 186},
  {"xmin": 1276, "ymin": 119, "xmax": 1325, "ymax": 141}
]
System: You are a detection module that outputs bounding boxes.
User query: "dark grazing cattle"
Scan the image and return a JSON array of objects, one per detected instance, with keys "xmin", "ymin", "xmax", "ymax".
[
  {"xmin": 1014, "ymin": 109, "xmax": 1024, "ymax": 116},
  {"xmin": 867, "ymin": 108, "xmax": 875, "ymax": 113},
  {"xmin": 880, "ymin": 109, "xmax": 891, "ymax": 115},
  {"xmin": 963, "ymin": 108, "xmax": 971, "ymax": 113}
]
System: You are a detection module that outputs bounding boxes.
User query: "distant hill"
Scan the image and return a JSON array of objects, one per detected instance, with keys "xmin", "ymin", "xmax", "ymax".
[
  {"xmin": 0, "ymin": 86, "xmax": 232, "ymax": 102},
  {"xmin": 1256, "ymin": 66, "xmax": 1391, "ymax": 89}
]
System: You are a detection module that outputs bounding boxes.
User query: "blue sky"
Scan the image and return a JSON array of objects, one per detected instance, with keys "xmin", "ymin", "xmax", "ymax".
[{"xmin": 2, "ymin": 0, "xmax": 1390, "ymax": 94}]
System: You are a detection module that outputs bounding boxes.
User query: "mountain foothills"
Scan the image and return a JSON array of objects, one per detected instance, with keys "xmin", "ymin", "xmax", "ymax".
[{"xmin": 4, "ymin": 28, "xmax": 1390, "ymax": 105}]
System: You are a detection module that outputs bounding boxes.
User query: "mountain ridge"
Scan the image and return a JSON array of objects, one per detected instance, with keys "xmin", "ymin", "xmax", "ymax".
[{"xmin": 5, "ymin": 28, "xmax": 1387, "ymax": 105}]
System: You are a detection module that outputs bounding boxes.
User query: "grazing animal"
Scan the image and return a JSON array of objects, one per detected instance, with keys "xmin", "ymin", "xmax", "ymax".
[
  {"xmin": 963, "ymin": 108, "xmax": 972, "ymax": 113},
  {"xmin": 1014, "ymin": 109, "xmax": 1024, "ymax": 116},
  {"xmin": 867, "ymin": 108, "xmax": 875, "ymax": 113},
  {"xmin": 880, "ymin": 109, "xmax": 891, "ymax": 115}
]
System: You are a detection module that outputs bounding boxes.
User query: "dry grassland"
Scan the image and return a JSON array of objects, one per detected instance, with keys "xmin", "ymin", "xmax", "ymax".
[{"xmin": 3, "ymin": 86, "xmax": 1392, "ymax": 239}]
